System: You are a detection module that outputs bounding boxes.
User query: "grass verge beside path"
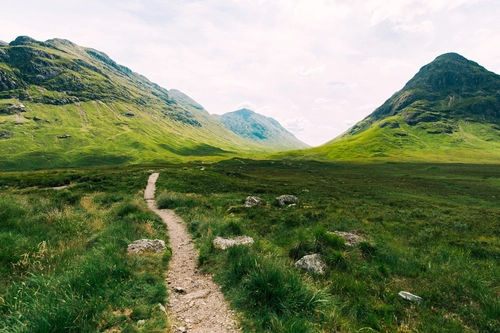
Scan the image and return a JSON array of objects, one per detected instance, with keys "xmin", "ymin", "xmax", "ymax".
[
  {"xmin": 0, "ymin": 168, "xmax": 171, "ymax": 333},
  {"xmin": 155, "ymin": 160, "xmax": 500, "ymax": 332}
]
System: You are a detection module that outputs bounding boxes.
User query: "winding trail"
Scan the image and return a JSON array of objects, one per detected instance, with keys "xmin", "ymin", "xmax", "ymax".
[{"xmin": 144, "ymin": 173, "xmax": 241, "ymax": 333}]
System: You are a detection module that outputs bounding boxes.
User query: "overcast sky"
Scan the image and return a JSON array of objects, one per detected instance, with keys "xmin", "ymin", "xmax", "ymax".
[{"xmin": 2, "ymin": 0, "xmax": 500, "ymax": 145}]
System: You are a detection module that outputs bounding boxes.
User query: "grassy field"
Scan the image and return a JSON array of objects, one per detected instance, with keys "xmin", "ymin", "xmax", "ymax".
[
  {"xmin": 154, "ymin": 159, "xmax": 500, "ymax": 332},
  {"xmin": 0, "ymin": 168, "xmax": 171, "ymax": 333},
  {"xmin": 0, "ymin": 160, "xmax": 499, "ymax": 332},
  {"xmin": 279, "ymin": 117, "xmax": 500, "ymax": 164}
]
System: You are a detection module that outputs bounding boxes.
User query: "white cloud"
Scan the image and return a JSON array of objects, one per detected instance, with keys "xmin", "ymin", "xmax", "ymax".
[
  {"xmin": 280, "ymin": 116, "xmax": 311, "ymax": 133},
  {"xmin": 292, "ymin": 65, "xmax": 326, "ymax": 77},
  {"xmin": 394, "ymin": 20, "xmax": 434, "ymax": 34},
  {"xmin": 367, "ymin": 0, "xmax": 485, "ymax": 26}
]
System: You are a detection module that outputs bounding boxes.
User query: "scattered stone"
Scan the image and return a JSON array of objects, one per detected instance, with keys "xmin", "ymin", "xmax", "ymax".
[
  {"xmin": 137, "ymin": 319, "xmax": 146, "ymax": 326},
  {"xmin": 123, "ymin": 112, "xmax": 136, "ymax": 117},
  {"xmin": 184, "ymin": 289, "xmax": 210, "ymax": 301},
  {"xmin": 33, "ymin": 116, "xmax": 42, "ymax": 121},
  {"xmin": 158, "ymin": 303, "xmax": 167, "ymax": 314},
  {"xmin": 213, "ymin": 236, "xmax": 254, "ymax": 250},
  {"xmin": 0, "ymin": 131, "xmax": 14, "ymax": 139},
  {"xmin": 328, "ymin": 231, "xmax": 365, "ymax": 246},
  {"xmin": 295, "ymin": 253, "xmax": 326, "ymax": 275},
  {"xmin": 127, "ymin": 239, "xmax": 166, "ymax": 254},
  {"xmin": 57, "ymin": 134, "xmax": 71, "ymax": 139},
  {"xmin": 275, "ymin": 195, "xmax": 299, "ymax": 206},
  {"xmin": 244, "ymin": 196, "xmax": 262, "ymax": 207},
  {"xmin": 398, "ymin": 291, "xmax": 424, "ymax": 303},
  {"xmin": 52, "ymin": 185, "xmax": 69, "ymax": 190},
  {"xmin": 177, "ymin": 326, "xmax": 187, "ymax": 333},
  {"xmin": 174, "ymin": 286, "xmax": 186, "ymax": 294}
]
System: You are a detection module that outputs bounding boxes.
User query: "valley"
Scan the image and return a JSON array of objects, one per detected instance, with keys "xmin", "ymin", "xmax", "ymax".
[
  {"xmin": 0, "ymin": 161, "xmax": 498, "ymax": 332},
  {"xmin": 0, "ymin": 36, "xmax": 499, "ymax": 333}
]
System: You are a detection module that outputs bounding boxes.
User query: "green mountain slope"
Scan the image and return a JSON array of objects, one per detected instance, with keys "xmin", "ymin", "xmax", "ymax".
[
  {"xmin": 214, "ymin": 108, "xmax": 309, "ymax": 151},
  {"xmin": 286, "ymin": 53, "xmax": 500, "ymax": 163},
  {"xmin": 0, "ymin": 36, "xmax": 272, "ymax": 170}
]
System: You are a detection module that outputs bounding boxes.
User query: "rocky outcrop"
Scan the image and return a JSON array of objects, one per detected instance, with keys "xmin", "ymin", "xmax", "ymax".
[
  {"xmin": 213, "ymin": 236, "xmax": 254, "ymax": 250},
  {"xmin": 275, "ymin": 195, "xmax": 299, "ymax": 206},
  {"xmin": 127, "ymin": 239, "xmax": 166, "ymax": 254},
  {"xmin": 244, "ymin": 196, "xmax": 262, "ymax": 207},
  {"xmin": 294, "ymin": 253, "xmax": 326, "ymax": 275}
]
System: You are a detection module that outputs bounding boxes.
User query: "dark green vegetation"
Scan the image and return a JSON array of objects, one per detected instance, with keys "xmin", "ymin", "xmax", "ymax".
[
  {"xmin": 215, "ymin": 108, "xmax": 309, "ymax": 151},
  {"xmin": 290, "ymin": 53, "xmax": 500, "ymax": 162},
  {"xmin": 0, "ymin": 36, "xmax": 303, "ymax": 171},
  {"xmin": 0, "ymin": 168, "xmax": 171, "ymax": 332},
  {"xmin": 155, "ymin": 159, "xmax": 500, "ymax": 332}
]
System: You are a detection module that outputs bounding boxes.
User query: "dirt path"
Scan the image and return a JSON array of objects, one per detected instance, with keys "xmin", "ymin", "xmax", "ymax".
[{"xmin": 144, "ymin": 173, "xmax": 241, "ymax": 333}]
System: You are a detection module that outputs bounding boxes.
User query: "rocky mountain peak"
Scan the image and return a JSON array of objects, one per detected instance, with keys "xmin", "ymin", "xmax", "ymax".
[{"xmin": 9, "ymin": 36, "xmax": 40, "ymax": 46}]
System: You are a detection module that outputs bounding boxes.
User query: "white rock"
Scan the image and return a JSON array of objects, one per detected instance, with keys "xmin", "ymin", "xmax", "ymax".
[
  {"xmin": 158, "ymin": 303, "xmax": 167, "ymax": 314},
  {"xmin": 127, "ymin": 239, "xmax": 166, "ymax": 254},
  {"xmin": 295, "ymin": 253, "xmax": 326, "ymax": 275},
  {"xmin": 213, "ymin": 236, "xmax": 254, "ymax": 250},
  {"xmin": 244, "ymin": 196, "xmax": 263, "ymax": 208},
  {"xmin": 275, "ymin": 195, "xmax": 299, "ymax": 206},
  {"xmin": 328, "ymin": 231, "xmax": 365, "ymax": 246},
  {"xmin": 398, "ymin": 291, "xmax": 424, "ymax": 303}
]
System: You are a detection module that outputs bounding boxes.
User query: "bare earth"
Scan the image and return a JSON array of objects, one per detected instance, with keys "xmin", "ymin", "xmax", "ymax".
[{"xmin": 144, "ymin": 173, "xmax": 241, "ymax": 333}]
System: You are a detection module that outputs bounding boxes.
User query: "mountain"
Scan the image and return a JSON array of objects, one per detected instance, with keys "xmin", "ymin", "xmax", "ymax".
[
  {"xmin": 289, "ymin": 53, "xmax": 500, "ymax": 163},
  {"xmin": 0, "ymin": 36, "xmax": 278, "ymax": 170},
  {"xmin": 214, "ymin": 108, "xmax": 309, "ymax": 151}
]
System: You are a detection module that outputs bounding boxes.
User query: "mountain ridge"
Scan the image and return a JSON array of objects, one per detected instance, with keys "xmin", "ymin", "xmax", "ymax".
[
  {"xmin": 280, "ymin": 52, "xmax": 500, "ymax": 163},
  {"xmin": 215, "ymin": 108, "xmax": 309, "ymax": 151},
  {"xmin": 0, "ymin": 36, "xmax": 288, "ymax": 170}
]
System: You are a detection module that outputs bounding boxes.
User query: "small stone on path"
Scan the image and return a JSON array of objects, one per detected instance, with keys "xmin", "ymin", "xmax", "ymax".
[
  {"xmin": 174, "ymin": 286, "xmax": 186, "ymax": 294},
  {"xmin": 184, "ymin": 289, "xmax": 211, "ymax": 301}
]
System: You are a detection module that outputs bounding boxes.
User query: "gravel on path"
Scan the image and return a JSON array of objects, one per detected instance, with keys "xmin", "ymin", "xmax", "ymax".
[{"xmin": 145, "ymin": 173, "xmax": 241, "ymax": 333}]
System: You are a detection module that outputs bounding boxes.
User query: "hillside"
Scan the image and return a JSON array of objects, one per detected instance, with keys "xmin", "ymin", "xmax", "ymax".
[
  {"xmin": 0, "ymin": 36, "xmax": 274, "ymax": 170},
  {"xmin": 215, "ymin": 108, "xmax": 309, "ymax": 151},
  {"xmin": 286, "ymin": 53, "xmax": 500, "ymax": 163}
]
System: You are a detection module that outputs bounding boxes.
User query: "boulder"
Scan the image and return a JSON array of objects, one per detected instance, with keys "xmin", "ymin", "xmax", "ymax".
[
  {"xmin": 127, "ymin": 239, "xmax": 166, "ymax": 254},
  {"xmin": 275, "ymin": 195, "xmax": 299, "ymax": 206},
  {"xmin": 398, "ymin": 291, "xmax": 424, "ymax": 303},
  {"xmin": 295, "ymin": 253, "xmax": 326, "ymax": 275},
  {"xmin": 328, "ymin": 231, "xmax": 364, "ymax": 246},
  {"xmin": 245, "ymin": 196, "xmax": 262, "ymax": 207},
  {"xmin": 213, "ymin": 236, "xmax": 254, "ymax": 250}
]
